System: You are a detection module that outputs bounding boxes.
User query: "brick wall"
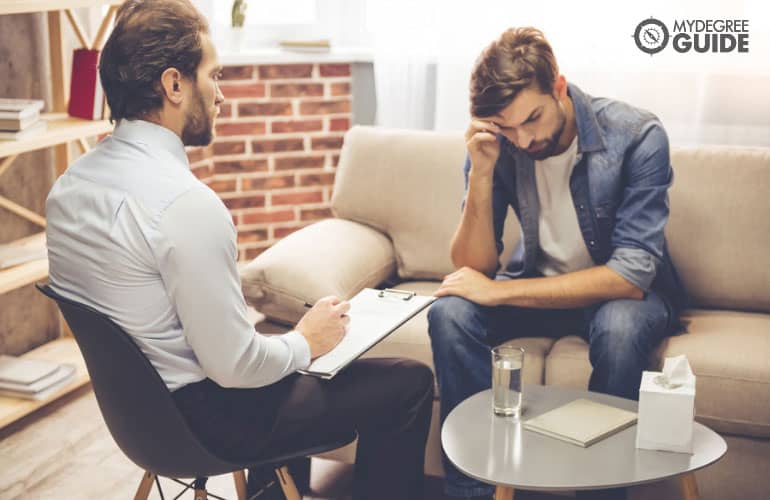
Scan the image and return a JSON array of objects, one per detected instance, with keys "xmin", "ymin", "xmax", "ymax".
[{"xmin": 186, "ymin": 63, "xmax": 352, "ymax": 261}]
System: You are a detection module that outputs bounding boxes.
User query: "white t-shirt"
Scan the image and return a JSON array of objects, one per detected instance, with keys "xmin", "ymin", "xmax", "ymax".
[{"xmin": 534, "ymin": 136, "xmax": 595, "ymax": 276}]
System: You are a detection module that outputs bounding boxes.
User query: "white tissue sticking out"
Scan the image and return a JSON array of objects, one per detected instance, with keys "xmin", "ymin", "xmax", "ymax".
[{"xmin": 653, "ymin": 354, "xmax": 694, "ymax": 390}]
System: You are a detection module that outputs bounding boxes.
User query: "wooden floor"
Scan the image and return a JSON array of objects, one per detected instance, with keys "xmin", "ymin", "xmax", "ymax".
[{"xmin": 0, "ymin": 386, "xmax": 564, "ymax": 500}]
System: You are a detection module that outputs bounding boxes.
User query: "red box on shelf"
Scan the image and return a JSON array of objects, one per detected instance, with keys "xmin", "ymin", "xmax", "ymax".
[{"xmin": 67, "ymin": 49, "xmax": 104, "ymax": 120}]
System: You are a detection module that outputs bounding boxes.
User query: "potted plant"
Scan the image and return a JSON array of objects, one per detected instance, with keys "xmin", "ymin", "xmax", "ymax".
[{"xmin": 230, "ymin": 0, "xmax": 247, "ymax": 50}]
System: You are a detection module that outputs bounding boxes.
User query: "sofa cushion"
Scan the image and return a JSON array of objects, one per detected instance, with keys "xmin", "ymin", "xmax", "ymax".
[
  {"xmin": 668, "ymin": 147, "xmax": 770, "ymax": 312},
  {"xmin": 332, "ymin": 126, "xmax": 521, "ymax": 280},
  {"xmin": 240, "ymin": 219, "xmax": 396, "ymax": 325},
  {"xmin": 362, "ymin": 281, "xmax": 555, "ymax": 387},
  {"xmin": 545, "ymin": 309, "xmax": 770, "ymax": 438}
]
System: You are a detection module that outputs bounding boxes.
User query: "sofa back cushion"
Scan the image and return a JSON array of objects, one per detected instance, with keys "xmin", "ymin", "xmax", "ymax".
[
  {"xmin": 332, "ymin": 126, "xmax": 520, "ymax": 279},
  {"xmin": 667, "ymin": 147, "xmax": 770, "ymax": 311}
]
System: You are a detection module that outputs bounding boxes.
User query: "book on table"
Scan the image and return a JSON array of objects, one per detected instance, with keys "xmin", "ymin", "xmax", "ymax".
[
  {"xmin": 523, "ymin": 398, "xmax": 638, "ymax": 447},
  {"xmin": 0, "ymin": 98, "xmax": 44, "ymax": 120}
]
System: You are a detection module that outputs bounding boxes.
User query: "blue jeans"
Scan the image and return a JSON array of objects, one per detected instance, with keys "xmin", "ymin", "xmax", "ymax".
[{"xmin": 427, "ymin": 291, "xmax": 675, "ymax": 498}]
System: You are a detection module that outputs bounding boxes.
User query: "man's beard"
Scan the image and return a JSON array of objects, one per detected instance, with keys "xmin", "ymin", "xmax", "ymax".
[
  {"xmin": 525, "ymin": 99, "xmax": 567, "ymax": 161},
  {"xmin": 181, "ymin": 87, "xmax": 213, "ymax": 147}
]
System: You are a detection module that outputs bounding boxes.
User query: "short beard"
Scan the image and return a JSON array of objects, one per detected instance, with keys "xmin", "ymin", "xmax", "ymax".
[
  {"xmin": 181, "ymin": 87, "xmax": 213, "ymax": 147},
  {"xmin": 526, "ymin": 98, "xmax": 567, "ymax": 161}
]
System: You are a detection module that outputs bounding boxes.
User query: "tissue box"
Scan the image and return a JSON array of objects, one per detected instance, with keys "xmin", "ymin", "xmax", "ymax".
[{"xmin": 635, "ymin": 370, "xmax": 696, "ymax": 453}]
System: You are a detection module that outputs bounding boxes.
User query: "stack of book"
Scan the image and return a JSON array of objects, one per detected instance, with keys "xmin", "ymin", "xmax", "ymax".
[
  {"xmin": 0, "ymin": 354, "xmax": 76, "ymax": 400},
  {"xmin": 0, "ymin": 233, "xmax": 47, "ymax": 270},
  {"xmin": 0, "ymin": 98, "xmax": 46, "ymax": 141}
]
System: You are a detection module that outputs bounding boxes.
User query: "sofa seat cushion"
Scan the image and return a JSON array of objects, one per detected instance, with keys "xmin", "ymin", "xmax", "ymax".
[
  {"xmin": 544, "ymin": 309, "xmax": 770, "ymax": 438},
  {"xmin": 362, "ymin": 281, "xmax": 556, "ymax": 390}
]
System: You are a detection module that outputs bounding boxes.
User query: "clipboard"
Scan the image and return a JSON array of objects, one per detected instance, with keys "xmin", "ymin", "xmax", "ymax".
[{"xmin": 298, "ymin": 288, "xmax": 436, "ymax": 379}]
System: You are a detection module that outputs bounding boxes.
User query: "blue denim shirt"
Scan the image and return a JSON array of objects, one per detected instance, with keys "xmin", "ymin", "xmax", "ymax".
[{"xmin": 463, "ymin": 83, "xmax": 686, "ymax": 310}]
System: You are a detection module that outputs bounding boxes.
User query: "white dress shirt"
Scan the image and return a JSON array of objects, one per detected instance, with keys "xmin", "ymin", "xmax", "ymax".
[
  {"xmin": 534, "ymin": 136, "xmax": 595, "ymax": 276},
  {"xmin": 46, "ymin": 119, "xmax": 310, "ymax": 391}
]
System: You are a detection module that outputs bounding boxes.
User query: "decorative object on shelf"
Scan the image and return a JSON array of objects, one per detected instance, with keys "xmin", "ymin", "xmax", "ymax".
[
  {"xmin": 231, "ymin": 0, "xmax": 247, "ymax": 28},
  {"xmin": 229, "ymin": 0, "xmax": 248, "ymax": 51},
  {"xmin": 68, "ymin": 48, "xmax": 104, "ymax": 120}
]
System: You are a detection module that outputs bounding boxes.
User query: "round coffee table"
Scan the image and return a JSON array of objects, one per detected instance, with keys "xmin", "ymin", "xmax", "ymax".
[{"xmin": 442, "ymin": 385, "xmax": 727, "ymax": 500}]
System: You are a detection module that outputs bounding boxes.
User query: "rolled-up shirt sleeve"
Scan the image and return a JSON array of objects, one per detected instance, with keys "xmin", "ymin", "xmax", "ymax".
[
  {"xmin": 153, "ymin": 186, "xmax": 310, "ymax": 388},
  {"xmin": 606, "ymin": 122, "xmax": 672, "ymax": 292}
]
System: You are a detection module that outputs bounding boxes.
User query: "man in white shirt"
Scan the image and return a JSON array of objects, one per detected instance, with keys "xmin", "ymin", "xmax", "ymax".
[{"xmin": 45, "ymin": 1, "xmax": 433, "ymax": 499}]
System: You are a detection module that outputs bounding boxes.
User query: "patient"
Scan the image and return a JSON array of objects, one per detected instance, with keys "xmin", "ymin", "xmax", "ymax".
[{"xmin": 44, "ymin": 1, "xmax": 432, "ymax": 499}]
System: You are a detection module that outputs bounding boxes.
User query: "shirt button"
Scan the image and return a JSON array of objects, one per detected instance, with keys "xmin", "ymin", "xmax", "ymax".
[
  {"xmin": 589, "ymin": 240, "xmax": 596, "ymax": 246},
  {"xmin": 579, "ymin": 204, "xmax": 585, "ymax": 210}
]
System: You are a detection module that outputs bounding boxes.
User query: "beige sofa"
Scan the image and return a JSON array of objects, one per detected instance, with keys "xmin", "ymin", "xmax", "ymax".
[{"xmin": 241, "ymin": 126, "xmax": 770, "ymax": 499}]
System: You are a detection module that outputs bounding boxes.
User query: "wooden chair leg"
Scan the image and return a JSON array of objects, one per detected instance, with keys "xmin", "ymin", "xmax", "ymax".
[
  {"xmin": 275, "ymin": 465, "xmax": 301, "ymax": 500},
  {"xmin": 679, "ymin": 472, "xmax": 699, "ymax": 500},
  {"xmin": 233, "ymin": 469, "xmax": 248, "ymax": 500},
  {"xmin": 495, "ymin": 485, "xmax": 515, "ymax": 500},
  {"xmin": 193, "ymin": 488, "xmax": 207, "ymax": 500},
  {"xmin": 133, "ymin": 471, "xmax": 155, "ymax": 500}
]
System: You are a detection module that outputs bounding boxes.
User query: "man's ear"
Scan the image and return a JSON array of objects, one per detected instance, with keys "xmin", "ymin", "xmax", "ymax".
[
  {"xmin": 553, "ymin": 74, "xmax": 568, "ymax": 100},
  {"xmin": 160, "ymin": 67, "xmax": 184, "ymax": 105}
]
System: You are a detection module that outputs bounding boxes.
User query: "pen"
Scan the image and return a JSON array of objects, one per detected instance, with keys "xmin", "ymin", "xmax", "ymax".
[{"xmin": 304, "ymin": 302, "xmax": 313, "ymax": 308}]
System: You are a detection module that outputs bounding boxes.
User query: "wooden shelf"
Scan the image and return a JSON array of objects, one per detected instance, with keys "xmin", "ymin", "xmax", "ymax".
[
  {"xmin": 0, "ymin": 113, "xmax": 112, "ymax": 159},
  {"xmin": 0, "ymin": 337, "xmax": 90, "ymax": 429},
  {"xmin": 0, "ymin": 233, "xmax": 48, "ymax": 294},
  {"xmin": 0, "ymin": 0, "xmax": 123, "ymax": 16}
]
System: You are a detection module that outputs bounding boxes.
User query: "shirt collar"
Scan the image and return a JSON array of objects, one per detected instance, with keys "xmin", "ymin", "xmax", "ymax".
[
  {"xmin": 112, "ymin": 119, "xmax": 190, "ymax": 168},
  {"xmin": 568, "ymin": 82, "xmax": 605, "ymax": 153}
]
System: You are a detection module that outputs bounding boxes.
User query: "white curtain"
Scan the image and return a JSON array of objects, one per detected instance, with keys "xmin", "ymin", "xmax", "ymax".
[{"xmin": 366, "ymin": 0, "xmax": 770, "ymax": 147}]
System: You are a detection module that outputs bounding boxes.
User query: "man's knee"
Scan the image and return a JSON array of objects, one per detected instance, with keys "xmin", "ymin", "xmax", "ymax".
[
  {"xmin": 427, "ymin": 295, "xmax": 487, "ymax": 345},
  {"xmin": 589, "ymin": 298, "xmax": 668, "ymax": 358}
]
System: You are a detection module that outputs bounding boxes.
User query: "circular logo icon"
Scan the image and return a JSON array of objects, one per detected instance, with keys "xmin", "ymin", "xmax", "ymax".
[{"xmin": 633, "ymin": 18, "xmax": 669, "ymax": 55}]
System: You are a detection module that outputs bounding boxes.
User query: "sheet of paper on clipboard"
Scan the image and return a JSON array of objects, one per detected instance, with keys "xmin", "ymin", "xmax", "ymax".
[{"xmin": 298, "ymin": 288, "xmax": 436, "ymax": 379}]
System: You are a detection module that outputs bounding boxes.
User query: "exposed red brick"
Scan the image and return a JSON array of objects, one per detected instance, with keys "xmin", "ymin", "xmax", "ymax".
[
  {"xmin": 251, "ymin": 138, "xmax": 304, "ymax": 154},
  {"xmin": 270, "ymin": 83, "xmax": 324, "ymax": 98},
  {"xmin": 330, "ymin": 82, "xmax": 351, "ymax": 96},
  {"xmin": 331, "ymin": 154, "xmax": 341, "ymax": 167},
  {"xmin": 241, "ymin": 209, "xmax": 296, "ymax": 225},
  {"xmin": 221, "ymin": 65, "xmax": 254, "ymax": 80},
  {"xmin": 274, "ymin": 224, "xmax": 308, "ymax": 238},
  {"xmin": 329, "ymin": 117, "xmax": 350, "ymax": 132},
  {"xmin": 238, "ymin": 102, "xmax": 293, "ymax": 117},
  {"xmin": 298, "ymin": 172, "xmax": 336, "ymax": 187},
  {"xmin": 311, "ymin": 136, "xmax": 344, "ymax": 150},
  {"xmin": 186, "ymin": 147, "xmax": 209, "ymax": 164},
  {"xmin": 258, "ymin": 64, "xmax": 313, "ymax": 79},
  {"xmin": 213, "ymin": 159, "xmax": 268, "ymax": 174},
  {"xmin": 222, "ymin": 195, "xmax": 266, "ymax": 210},
  {"xmin": 242, "ymin": 175, "xmax": 296, "ymax": 191},
  {"xmin": 237, "ymin": 229, "xmax": 269, "ymax": 244},
  {"xmin": 191, "ymin": 164, "xmax": 210, "ymax": 179},
  {"xmin": 218, "ymin": 83, "xmax": 266, "ymax": 98},
  {"xmin": 212, "ymin": 140, "xmax": 246, "ymax": 155},
  {"xmin": 218, "ymin": 103, "xmax": 232, "ymax": 118},
  {"xmin": 299, "ymin": 100, "xmax": 351, "ymax": 115},
  {"xmin": 274, "ymin": 156, "xmax": 325, "ymax": 170},
  {"xmin": 271, "ymin": 191, "xmax": 324, "ymax": 205},
  {"xmin": 207, "ymin": 179, "xmax": 237, "ymax": 193},
  {"xmin": 320, "ymin": 64, "xmax": 351, "ymax": 77},
  {"xmin": 300, "ymin": 207, "xmax": 333, "ymax": 221},
  {"xmin": 270, "ymin": 119, "xmax": 323, "ymax": 133},
  {"xmin": 215, "ymin": 121, "xmax": 266, "ymax": 137}
]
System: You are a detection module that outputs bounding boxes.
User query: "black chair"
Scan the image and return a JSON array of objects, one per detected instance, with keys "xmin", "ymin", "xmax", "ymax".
[{"xmin": 37, "ymin": 284, "xmax": 355, "ymax": 500}]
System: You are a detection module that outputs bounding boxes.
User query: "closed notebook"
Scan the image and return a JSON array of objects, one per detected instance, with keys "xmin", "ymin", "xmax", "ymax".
[
  {"xmin": 523, "ymin": 398, "xmax": 637, "ymax": 447},
  {"xmin": 0, "ymin": 355, "xmax": 61, "ymax": 385}
]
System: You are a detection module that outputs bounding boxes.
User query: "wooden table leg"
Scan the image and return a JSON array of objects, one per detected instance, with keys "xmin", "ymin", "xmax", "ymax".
[
  {"xmin": 495, "ymin": 485, "xmax": 515, "ymax": 500},
  {"xmin": 679, "ymin": 472, "xmax": 699, "ymax": 500}
]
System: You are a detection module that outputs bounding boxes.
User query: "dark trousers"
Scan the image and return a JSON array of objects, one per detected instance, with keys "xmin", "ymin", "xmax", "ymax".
[{"xmin": 172, "ymin": 358, "xmax": 434, "ymax": 500}]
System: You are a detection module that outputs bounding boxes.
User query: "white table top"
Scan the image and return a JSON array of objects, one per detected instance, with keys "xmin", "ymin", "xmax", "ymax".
[{"xmin": 441, "ymin": 385, "xmax": 727, "ymax": 491}]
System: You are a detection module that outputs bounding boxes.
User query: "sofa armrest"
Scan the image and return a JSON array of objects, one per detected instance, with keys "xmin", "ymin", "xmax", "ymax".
[{"xmin": 240, "ymin": 218, "xmax": 396, "ymax": 325}]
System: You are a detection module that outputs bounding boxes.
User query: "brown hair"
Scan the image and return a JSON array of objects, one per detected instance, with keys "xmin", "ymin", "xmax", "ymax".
[
  {"xmin": 469, "ymin": 27, "xmax": 559, "ymax": 117},
  {"xmin": 99, "ymin": 0, "xmax": 209, "ymax": 122}
]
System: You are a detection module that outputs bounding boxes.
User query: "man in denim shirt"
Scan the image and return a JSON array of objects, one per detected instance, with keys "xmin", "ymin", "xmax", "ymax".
[{"xmin": 428, "ymin": 27, "xmax": 686, "ymax": 500}]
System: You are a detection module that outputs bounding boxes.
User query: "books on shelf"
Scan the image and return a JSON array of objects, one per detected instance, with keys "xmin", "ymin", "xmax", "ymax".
[
  {"xmin": 523, "ymin": 398, "xmax": 638, "ymax": 447},
  {"xmin": 0, "ymin": 355, "xmax": 76, "ymax": 400},
  {"xmin": 0, "ymin": 97, "xmax": 46, "ymax": 140},
  {"xmin": 68, "ymin": 48, "xmax": 104, "ymax": 120}
]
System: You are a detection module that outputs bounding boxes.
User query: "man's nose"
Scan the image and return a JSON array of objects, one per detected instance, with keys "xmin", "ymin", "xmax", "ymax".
[{"xmin": 516, "ymin": 130, "xmax": 533, "ymax": 150}]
